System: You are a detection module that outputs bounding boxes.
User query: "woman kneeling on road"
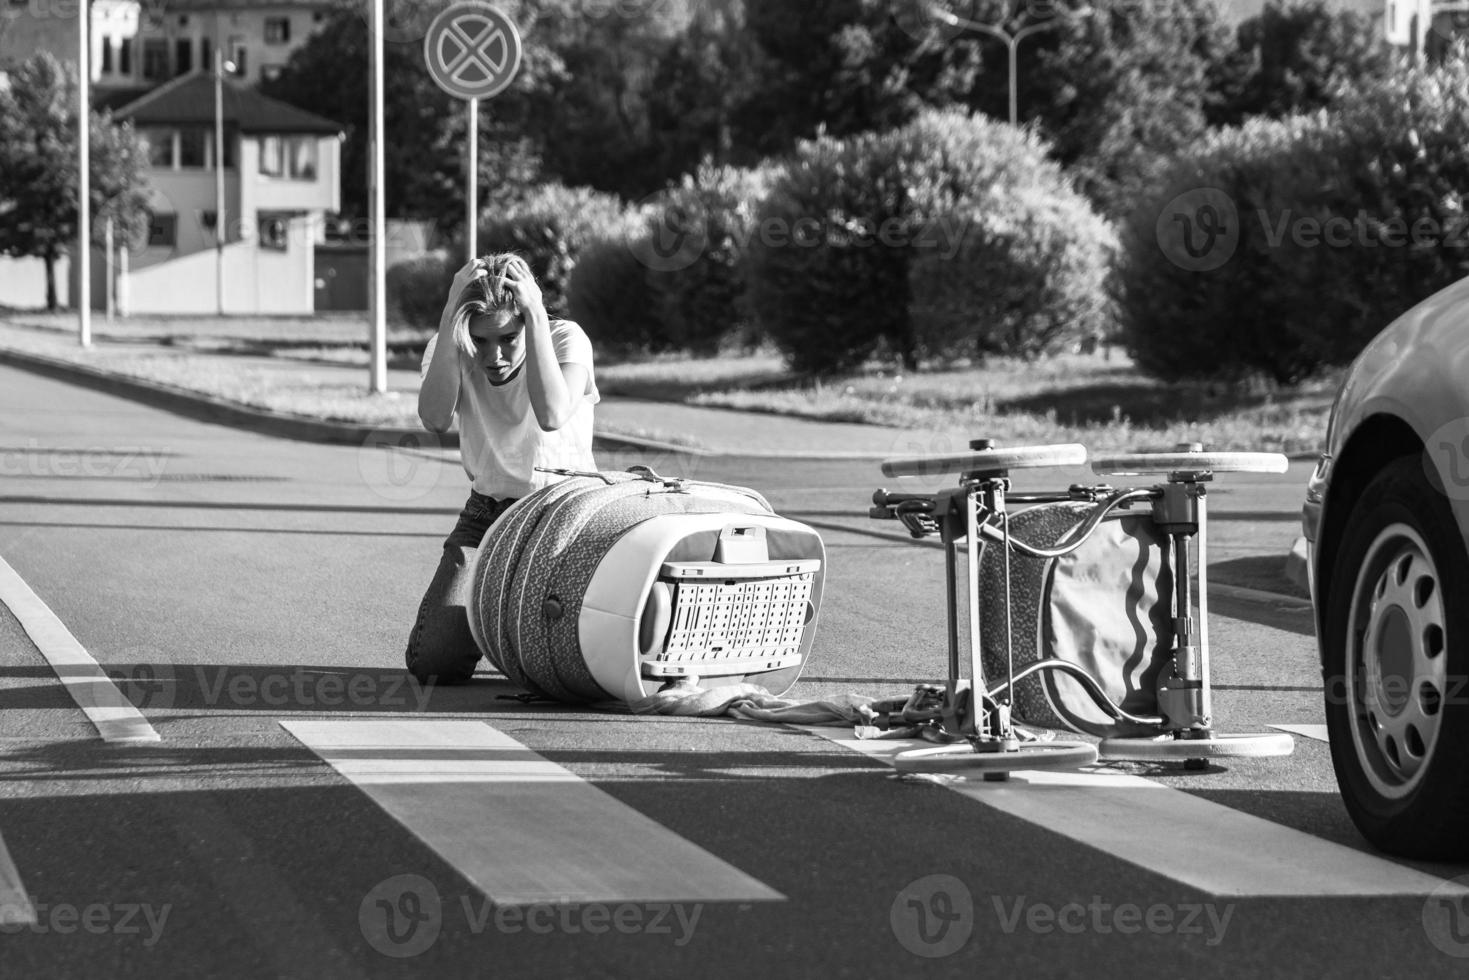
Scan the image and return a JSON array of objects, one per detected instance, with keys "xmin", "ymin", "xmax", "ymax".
[{"xmin": 405, "ymin": 253, "xmax": 600, "ymax": 684}]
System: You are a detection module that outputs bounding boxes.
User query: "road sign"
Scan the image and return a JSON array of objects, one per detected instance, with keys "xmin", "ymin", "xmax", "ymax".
[{"xmin": 423, "ymin": 3, "xmax": 522, "ymax": 101}]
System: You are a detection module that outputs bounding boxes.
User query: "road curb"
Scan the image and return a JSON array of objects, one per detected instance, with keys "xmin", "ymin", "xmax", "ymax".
[
  {"xmin": 0, "ymin": 344, "xmax": 710, "ymax": 458},
  {"xmin": 1210, "ymin": 581, "xmax": 1314, "ymax": 614}
]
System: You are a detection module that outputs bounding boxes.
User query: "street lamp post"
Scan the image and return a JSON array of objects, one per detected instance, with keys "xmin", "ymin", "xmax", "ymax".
[
  {"xmin": 213, "ymin": 50, "xmax": 233, "ymax": 315},
  {"xmin": 929, "ymin": 3, "xmax": 1090, "ymax": 126},
  {"xmin": 78, "ymin": 0, "xmax": 91, "ymax": 345}
]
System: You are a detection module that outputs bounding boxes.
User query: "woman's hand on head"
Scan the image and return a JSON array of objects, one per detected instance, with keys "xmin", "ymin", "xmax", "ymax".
[
  {"xmin": 446, "ymin": 259, "xmax": 487, "ymax": 307},
  {"xmin": 501, "ymin": 256, "xmax": 545, "ymax": 316}
]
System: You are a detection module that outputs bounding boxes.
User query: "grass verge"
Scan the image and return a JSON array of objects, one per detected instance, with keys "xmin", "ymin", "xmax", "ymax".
[{"xmin": 0, "ymin": 313, "xmax": 1333, "ymax": 455}]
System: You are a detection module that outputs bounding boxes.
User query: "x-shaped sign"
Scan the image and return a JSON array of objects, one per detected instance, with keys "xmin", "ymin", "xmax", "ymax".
[
  {"xmin": 440, "ymin": 17, "xmax": 509, "ymax": 85},
  {"xmin": 424, "ymin": 4, "xmax": 522, "ymax": 101}
]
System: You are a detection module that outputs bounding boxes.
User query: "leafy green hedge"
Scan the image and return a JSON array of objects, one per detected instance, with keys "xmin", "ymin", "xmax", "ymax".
[
  {"xmin": 643, "ymin": 162, "xmax": 782, "ymax": 355},
  {"xmin": 386, "ymin": 254, "xmax": 453, "ymax": 329},
  {"xmin": 567, "ymin": 234, "xmax": 671, "ymax": 357},
  {"xmin": 478, "ymin": 183, "xmax": 640, "ymax": 318},
  {"xmin": 749, "ymin": 109, "xmax": 1116, "ymax": 374},
  {"xmin": 1118, "ymin": 50, "xmax": 1469, "ymax": 383}
]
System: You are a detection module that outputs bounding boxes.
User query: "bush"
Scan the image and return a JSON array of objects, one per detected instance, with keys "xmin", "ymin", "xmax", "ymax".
[
  {"xmin": 749, "ymin": 108, "xmax": 1116, "ymax": 374},
  {"xmin": 1117, "ymin": 114, "xmax": 1346, "ymax": 383},
  {"xmin": 1119, "ymin": 50, "xmax": 1469, "ymax": 383},
  {"xmin": 644, "ymin": 162, "xmax": 782, "ymax": 355},
  {"xmin": 386, "ymin": 254, "xmax": 453, "ymax": 329},
  {"xmin": 748, "ymin": 130, "xmax": 913, "ymax": 375},
  {"xmin": 478, "ymin": 183, "xmax": 640, "ymax": 316},
  {"xmin": 567, "ymin": 235, "xmax": 671, "ymax": 357},
  {"xmin": 901, "ymin": 112, "xmax": 1116, "ymax": 360}
]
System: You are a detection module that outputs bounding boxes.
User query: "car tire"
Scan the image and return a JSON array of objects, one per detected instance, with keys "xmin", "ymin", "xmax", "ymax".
[{"xmin": 1324, "ymin": 456, "xmax": 1469, "ymax": 858}]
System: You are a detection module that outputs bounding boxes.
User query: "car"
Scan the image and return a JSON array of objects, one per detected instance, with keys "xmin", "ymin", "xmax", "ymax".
[{"xmin": 1304, "ymin": 275, "xmax": 1469, "ymax": 860}]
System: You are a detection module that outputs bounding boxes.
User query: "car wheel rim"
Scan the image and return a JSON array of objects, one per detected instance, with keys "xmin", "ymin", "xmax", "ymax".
[{"xmin": 1344, "ymin": 523, "xmax": 1448, "ymax": 801}]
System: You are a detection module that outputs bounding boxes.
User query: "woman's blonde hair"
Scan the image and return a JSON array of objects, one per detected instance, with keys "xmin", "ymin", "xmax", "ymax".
[{"xmin": 450, "ymin": 252, "xmax": 523, "ymax": 359}]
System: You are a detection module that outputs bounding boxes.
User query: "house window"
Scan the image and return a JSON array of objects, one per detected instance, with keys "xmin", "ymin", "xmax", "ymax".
[
  {"xmin": 178, "ymin": 129, "xmax": 207, "ymax": 168},
  {"xmin": 289, "ymin": 138, "xmax": 317, "ymax": 179},
  {"xmin": 142, "ymin": 39, "xmax": 168, "ymax": 80},
  {"xmin": 118, "ymin": 37, "xmax": 132, "ymax": 75},
  {"xmin": 147, "ymin": 213, "xmax": 178, "ymax": 248},
  {"xmin": 100, "ymin": 38, "xmax": 113, "ymax": 74},
  {"xmin": 259, "ymin": 136, "xmax": 318, "ymax": 180},
  {"xmin": 142, "ymin": 128, "xmax": 174, "ymax": 168},
  {"xmin": 259, "ymin": 136, "xmax": 283, "ymax": 177},
  {"xmin": 175, "ymin": 38, "xmax": 193, "ymax": 75},
  {"xmin": 264, "ymin": 17, "xmax": 291, "ymax": 44},
  {"xmin": 258, "ymin": 214, "xmax": 291, "ymax": 250},
  {"xmin": 201, "ymin": 36, "xmax": 212, "ymax": 71},
  {"xmin": 230, "ymin": 37, "xmax": 247, "ymax": 75}
]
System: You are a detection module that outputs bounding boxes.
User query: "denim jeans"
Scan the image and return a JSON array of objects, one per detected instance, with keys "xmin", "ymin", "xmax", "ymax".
[{"xmin": 404, "ymin": 490, "xmax": 518, "ymax": 685}]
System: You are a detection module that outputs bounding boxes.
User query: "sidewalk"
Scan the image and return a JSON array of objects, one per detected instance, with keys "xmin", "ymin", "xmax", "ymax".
[{"xmin": 0, "ymin": 319, "xmax": 978, "ymax": 460}]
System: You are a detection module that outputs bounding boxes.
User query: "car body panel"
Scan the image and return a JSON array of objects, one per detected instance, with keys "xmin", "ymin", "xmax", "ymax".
[{"xmin": 1305, "ymin": 276, "xmax": 1469, "ymax": 584}]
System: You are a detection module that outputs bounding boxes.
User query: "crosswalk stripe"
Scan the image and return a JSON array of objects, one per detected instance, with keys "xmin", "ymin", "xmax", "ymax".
[
  {"xmin": 1271, "ymin": 723, "xmax": 1329, "ymax": 742},
  {"xmin": 808, "ymin": 729, "xmax": 1468, "ymax": 898},
  {"xmin": 0, "ymin": 555, "xmax": 159, "ymax": 743},
  {"xmin": 0, "ymin": 830, "xmax": 36, "ymax": 925},
  {"xmin": 281, "ymin": 719, "xmax": 785, "ymax": 906}
]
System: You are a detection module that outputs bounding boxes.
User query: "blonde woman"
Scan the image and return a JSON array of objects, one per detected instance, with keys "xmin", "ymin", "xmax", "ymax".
[{"xmin": 406, "ymin": 253, "xmax": 599, "ymax": 683}]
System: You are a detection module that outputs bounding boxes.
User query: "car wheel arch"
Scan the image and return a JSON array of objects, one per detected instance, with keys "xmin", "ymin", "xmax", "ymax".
[{"xmin": 1316, "ymin": 414, "xmax": 1424, "ymax": 644}]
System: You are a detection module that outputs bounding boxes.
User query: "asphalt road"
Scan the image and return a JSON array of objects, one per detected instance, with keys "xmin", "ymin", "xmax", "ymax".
[{"xmin": 1, "ymin": 362, "xmax": 1466, "ymax": 979}]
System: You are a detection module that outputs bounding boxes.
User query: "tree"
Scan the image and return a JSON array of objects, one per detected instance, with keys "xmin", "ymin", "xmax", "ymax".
[
  {"xmin": 519, "ymin": 0, "xmax": 700, "ymax": 197},
  {"xmin": 0, "ymin": 53, "xmax": 151, "ymax": 311},
  {"xmin": 260, "ymin": 7, "xmax": 546, "ymax": 227},
  {"xmin": 734, "ymin": 0, "xmax": 984, "ymax": 158},
  {"xmin": 1022, "ymin": 0, "xmax": 1237, "ymax": 216},
  {"xmin": 645, "ymin": 0, "xmax": 760, "ymax": 183},
  {"xmin": 1215, "ymin": 0, "xmax": 1394, "ymax": 126}
]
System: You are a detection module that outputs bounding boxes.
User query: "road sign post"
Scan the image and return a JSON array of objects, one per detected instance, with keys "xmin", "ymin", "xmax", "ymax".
[{"xmin": 423, "ymin": 3, "xmax": 522, "ymax": 267}]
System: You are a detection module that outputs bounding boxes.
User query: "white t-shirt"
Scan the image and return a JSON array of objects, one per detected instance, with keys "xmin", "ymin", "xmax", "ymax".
[{"xmin": 421, "ymin": 319, "xmax": 600, "ymax": 499}]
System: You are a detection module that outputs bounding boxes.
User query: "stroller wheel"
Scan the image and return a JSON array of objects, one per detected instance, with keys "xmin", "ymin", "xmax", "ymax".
[{"xmin": 894, "ymin": 740, "xmax": 1097, "ymax": 775}]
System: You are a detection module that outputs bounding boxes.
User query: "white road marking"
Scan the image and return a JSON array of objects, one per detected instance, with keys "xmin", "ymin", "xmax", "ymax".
[
  {"xmin": 0, "ymin": 831, "xmax": 36, "ymax": 925},
  {"xmin": 1271, "ymin": 724, "xmax": 1330, "ymax": 743},
  {"xmin": 0, "ymin": 555, "xmax": 159, "ymax": 742},
  {"xmin": 810, "ymin": 729, "xmax": 1467, "ymax": 898},
  {"xmin": 281, "ymin": 719, "xmax": 785, "ymax": 906}
]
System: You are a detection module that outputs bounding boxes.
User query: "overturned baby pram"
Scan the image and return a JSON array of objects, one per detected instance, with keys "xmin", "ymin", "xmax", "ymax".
[{"xmin": 467, "ymin": 466, "xmax": 827, "ymax": 705}]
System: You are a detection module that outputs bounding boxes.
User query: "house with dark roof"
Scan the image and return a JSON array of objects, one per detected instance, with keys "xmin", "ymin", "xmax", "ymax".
[
  {"xmin": 107, "ymin": 71, "xmax": 345, "ymax": 313},
  {"xmin": 0, "ymin": 0, "xmax": 352, "ymax": 312}
]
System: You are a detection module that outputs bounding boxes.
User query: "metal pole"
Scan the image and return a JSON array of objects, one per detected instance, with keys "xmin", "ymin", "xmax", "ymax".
[
  {"xmin": 214, "ymin": 49, "xmax": 226, "ymax": 315},
  {"xmin": 104, "ymin": 216, "xmax": 114, "ymax": 323},
  {"xmin": 368, "ymin": 0, "xmax": 388, "ymax": 395},
  {"xmin": 466, "ymin": 96, "xmax": 478, "ymax": 262},
  {"xmin": 1007, "ymin": 39, "xmax": 1018, "ymax": 127},
  {"xmin": 78, "ymin": 0, "xmax": 91, "ymax": 345}
]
